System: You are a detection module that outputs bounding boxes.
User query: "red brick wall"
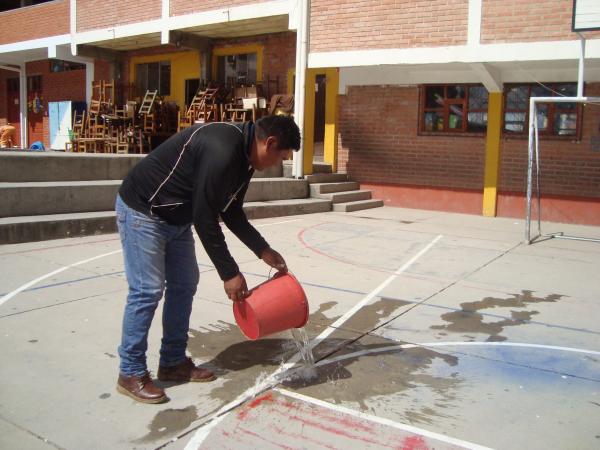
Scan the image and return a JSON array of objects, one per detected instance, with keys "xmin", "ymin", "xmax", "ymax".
[
  {"xmin": 76, "ymin": 0, "xmax": 161, "ymax": 32},
  {"xmin": 499, "ymin": 83, "xmax": 600, "ymax": 199},
  {"xmin": 25, "ymin": 60, "xmax": 87, "ymax": 148},
  {"xmin": 338, "ymin": 85, "xmax": 485, "ymax": 190},
  {"xmin": 481, "ymin": 0, "xmax": 600, "ymax": 43},
  {"xmin": 0, "ymin": 0, "xmax": 69, "ymax": 45},
  {"xmin": 170, "ymin": 0, "xmax": 271, "ymax": 16},
  {"xmin": 337, "ymin": 83, "xmax": 600, "ymax": 223},
  {"xmin": 310, "ymin": 0, "xmax": 468, "ymax": 53}
]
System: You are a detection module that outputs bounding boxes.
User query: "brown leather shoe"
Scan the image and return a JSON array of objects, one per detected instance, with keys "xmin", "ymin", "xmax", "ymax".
[
  {"xmin": 158, "ymin": 357, "xmax": 216, "ymax": 383},
  {"xmin": 116, "ymin": 372, "xmax": 168, "ymax": 404}
]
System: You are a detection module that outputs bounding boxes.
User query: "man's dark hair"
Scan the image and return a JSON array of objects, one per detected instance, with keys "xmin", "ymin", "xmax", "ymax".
[{"xmin": 255, "ymin": 115, "xmax": 301, "ymax": 151}]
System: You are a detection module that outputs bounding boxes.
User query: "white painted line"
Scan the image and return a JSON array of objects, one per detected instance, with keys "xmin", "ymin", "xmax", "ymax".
[
  {"xmin": 310, "ymin": 234, "xmax": 443, "ymax": 347},
  {"xmin": 254, "ymin": 218, "xmax": 302, "ymax": 227},
  {"xmin": 0, "ymin": 218, "xmax": 302, "ymax": 309},
  {"xmin": 275, "ymin": 388, "xmax": 493, "ymax": 450},
  {"xmin": 184, "ymin": 235, "xmax": 442, "ymax": 449},
  {"xmin": 0, "ymin": 249, "xmax": 122, "ymax": 308},
  {"xmin": 315, "ymin": 341, "xmax": 600, "ymax": 369}
]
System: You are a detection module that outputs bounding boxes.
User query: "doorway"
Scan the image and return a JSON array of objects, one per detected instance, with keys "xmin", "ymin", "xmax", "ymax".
[
  {"xmin": 6, "ymin": 77, "xmax": 20, "ymax": 147},
  {"xmin": 313, "ymin": 74, "xmax": 326, "ymax": 162}
]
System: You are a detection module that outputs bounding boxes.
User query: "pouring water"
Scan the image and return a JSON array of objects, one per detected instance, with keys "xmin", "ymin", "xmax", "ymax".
[{"xmin": 290, "ymin": 327, "xmax": 317, "ymax": 380}]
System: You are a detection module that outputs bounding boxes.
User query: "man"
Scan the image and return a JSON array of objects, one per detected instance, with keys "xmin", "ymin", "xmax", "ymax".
[
  {"xmin": 0, "ymin": 122, "xmax": 16, "ymax": 148},
  {"xmin": 115, "ymin": 115, "xmax": 301, "ymax": 403}
]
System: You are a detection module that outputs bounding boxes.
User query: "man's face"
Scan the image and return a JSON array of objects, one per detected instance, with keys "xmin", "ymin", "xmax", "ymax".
[{"xmin": 252, "ymin": 136, "xmax": 291, "ymax": 171}]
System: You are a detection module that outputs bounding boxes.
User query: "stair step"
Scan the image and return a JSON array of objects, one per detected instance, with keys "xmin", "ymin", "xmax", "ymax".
[
  {"xmin": 0, "ymin": 181, "xmax": 122, "ymax": 217},
  {"xmin": 332, "ymin": 199, "xmax": 384, "ymax": 212},
  {"xmin": 245, "ymin": 178, "xmax": 308, "ymax": 202},
  {"xmin": 316, "ymin": 190, "xmax": 372, "ymax": 204},
  {"xmin": 0, "ymin": 198, "xmax": 334, "ymax": 244},
  {"xmin": 243, "ymin": 198, "xmax": 331, "ymax": 220},
  {"xmin": 305, "ymin": 173, "xmax": 349, "ymax": 184},
  {"xmin": 0, "ymin": 151, "xmax": 143, "ymax": 182},
  {"xmin": 309, "ymin": 181, "xmax": 359, "ymax": 195},
  {"xmin": 0, "ymin": 211, "xmax": 117, "ymax": 244},
  {"xmin": 312, "ymin": 162, "xmax": 332, "ymax": 174}
]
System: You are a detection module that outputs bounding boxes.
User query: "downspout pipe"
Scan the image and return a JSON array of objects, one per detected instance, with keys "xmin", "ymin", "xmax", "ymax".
[{"xmin": 292, "ymin": 0, "xmax": 309, "ymax": 178}]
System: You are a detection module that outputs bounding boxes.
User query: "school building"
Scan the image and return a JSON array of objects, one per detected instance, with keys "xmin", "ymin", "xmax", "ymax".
[{"xmin": 1, "ymin": 0, "xmax": 599, "ymax": 225}]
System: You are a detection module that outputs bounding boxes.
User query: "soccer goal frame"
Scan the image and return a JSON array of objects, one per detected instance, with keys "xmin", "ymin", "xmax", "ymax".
[{"xmin": 525, "ymin": 95, "xmax": 600, "ymax": 244}]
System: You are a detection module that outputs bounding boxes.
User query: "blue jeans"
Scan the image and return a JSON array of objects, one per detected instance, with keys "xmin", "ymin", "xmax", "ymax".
[{"xmin": 115, "ymin": 195, "xmax": 200, "ymax": 376}]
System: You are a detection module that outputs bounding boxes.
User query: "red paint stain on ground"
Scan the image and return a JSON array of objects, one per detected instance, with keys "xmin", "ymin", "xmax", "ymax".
[
  {"xmin": 401, "ymin": 435, "xmax": 430, "ymax": 450},
  {"xmin": 237, "ymin": 392, "xmax": 275, "ymax": 420}
]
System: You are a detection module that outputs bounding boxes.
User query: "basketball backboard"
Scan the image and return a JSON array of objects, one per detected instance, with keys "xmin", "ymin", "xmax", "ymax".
[{"xmin": 572, "ymin": 0, "xmax": 600, "ymax": 32}]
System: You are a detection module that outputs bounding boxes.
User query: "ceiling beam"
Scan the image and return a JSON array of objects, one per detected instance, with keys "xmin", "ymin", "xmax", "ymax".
[
  {"xmin": 469, "ymin": 62, "xmax": 503, "ymax": 92},
  {"xmin": 168, "ymin": 31, "xmax": 212, "ymax": 52},
  {"xmin": 75, "ymin": 44, "xmax": 124, "ymax": 62}
]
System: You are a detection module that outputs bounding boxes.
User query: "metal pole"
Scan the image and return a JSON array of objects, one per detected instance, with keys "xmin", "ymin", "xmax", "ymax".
[
  {"xmin": 534, "ymin": 105, "xmax": 541, "ymax": 237},
  {"xmin": 525, "ymin": 97, "xmax": 535, "ymax": 244}
]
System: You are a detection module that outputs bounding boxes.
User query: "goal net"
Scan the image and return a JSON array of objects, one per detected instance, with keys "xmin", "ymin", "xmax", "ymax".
[{"xmin": 525, "ymin": 96, "xmax": 600, "ymax": 244}]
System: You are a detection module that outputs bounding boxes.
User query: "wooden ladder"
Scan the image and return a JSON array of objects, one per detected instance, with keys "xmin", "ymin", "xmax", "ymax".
[{"xmin": 138, "ymin": 90, "xmax": 158, "ymax": 115}]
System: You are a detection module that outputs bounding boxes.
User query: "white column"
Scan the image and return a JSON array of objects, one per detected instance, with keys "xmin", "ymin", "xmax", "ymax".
[
  {"xmin": 85, "ymin": 62, "xmax": 95, "ymax": 106},
  {"xmin": 19, "ymin": 64, "xmax": 28, "ymax": 149},
  {"xmin": 467, "ymin": 0, "xmax": 482, "ymax": 46}
]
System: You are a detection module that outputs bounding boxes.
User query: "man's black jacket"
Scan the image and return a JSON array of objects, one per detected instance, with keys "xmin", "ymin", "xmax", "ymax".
[{"xmin": 119, "ymin": 121, "xmax": 269, "ymax": 281}]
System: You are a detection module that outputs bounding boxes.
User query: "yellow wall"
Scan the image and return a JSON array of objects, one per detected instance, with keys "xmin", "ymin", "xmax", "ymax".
[{"xmin": 129, "ymin": 51, "xmax": 200, "ymax": 108}]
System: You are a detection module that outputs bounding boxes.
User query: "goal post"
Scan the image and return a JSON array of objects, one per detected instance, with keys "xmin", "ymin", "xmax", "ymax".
[{"xmin": 525, "ymin": 96, "xmax": 600, "ymax": 244}]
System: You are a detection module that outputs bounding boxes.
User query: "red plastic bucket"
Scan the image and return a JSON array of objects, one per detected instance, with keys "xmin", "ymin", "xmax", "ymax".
[{"xmin": 233, "ymin": 272, "xmax": 309, "ymax": 340}]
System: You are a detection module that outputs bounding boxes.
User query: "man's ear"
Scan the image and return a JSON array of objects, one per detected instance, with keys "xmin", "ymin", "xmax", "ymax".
[{"xmin": 266, "ymin": 136, "xmax": 278, "ymax": 151}]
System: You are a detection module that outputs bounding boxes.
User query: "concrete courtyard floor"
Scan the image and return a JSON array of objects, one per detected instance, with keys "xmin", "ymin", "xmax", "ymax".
[{"xmin": 0, "ymin": 206, "xmax": 599, "ymax": 450}]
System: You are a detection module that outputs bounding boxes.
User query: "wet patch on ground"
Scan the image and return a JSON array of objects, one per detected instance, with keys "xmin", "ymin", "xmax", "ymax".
[
  {"xmin": 431, "ymin": 290, "xmax": 563, "ymax": 341},
  {"xmin": 138, "ymin": 406, "xmax": 198, "ymax": 442}
]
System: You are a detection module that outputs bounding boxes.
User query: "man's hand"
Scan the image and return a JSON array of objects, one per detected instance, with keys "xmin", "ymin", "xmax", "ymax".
[
  {"xmin": 224, "ymin": 272, "xmax": 248, "ymax": 302},
  {"xmin": 260, "ymin": 247, "xmax": 288, "ymax": 273}
]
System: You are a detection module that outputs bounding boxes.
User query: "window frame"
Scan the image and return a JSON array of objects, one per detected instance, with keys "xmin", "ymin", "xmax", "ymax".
[
  {"xmin": 135, "ymin": 61, "xmax": 171, "ymax": 97},
  {"xmin": 502, "ymin": 82, "xmax": 583, "ymax": 140},
  {"xmin": 419, "ymin": 83, "xmax": 489, "ymax": 136}
]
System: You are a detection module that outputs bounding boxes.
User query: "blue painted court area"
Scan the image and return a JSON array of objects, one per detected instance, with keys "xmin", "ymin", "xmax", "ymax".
[{"xmin": 0, "ymin": 207, "xmax": 599, "ymax": 450}]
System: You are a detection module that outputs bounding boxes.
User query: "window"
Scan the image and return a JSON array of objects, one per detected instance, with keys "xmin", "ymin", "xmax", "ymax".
[
  {"xmin": 27, "ymin": 75, "xmax": 42, "ymax": 93},
  {"xmin": 421, "ymin": 84, "xmax": 488, "ymax": 133},
  {"xmin": 216, "ymin": 53, "xmax": 257, "ymax": 86},
  {"xmin": 0, "ymin": 0, "xmax": 53, "ymax": 12},
  {"xmin": 49, "ymin": 59, "xmax": 86, "ymax": 73},
  {"xmin": 136, "ymin": 61, "xmax": 171, "ymax": 96},
  {"xmin": 504, "ymin": 83, "xmax": 579, "ymax": 137}
]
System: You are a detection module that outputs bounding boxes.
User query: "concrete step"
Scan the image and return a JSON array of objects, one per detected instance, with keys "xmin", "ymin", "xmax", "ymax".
[
  {"xmin": 0, "ymin": 151, "xmax": 282, "ymax": 182},
  {"xmin": 243, "ymin": 198, "xmax": 331, "ymax": 220},
  {"xmin": 332, "ymin": 199, "xmax": 384, "ymax": 212},
  {"xmin": 312, "ymin": 162, "xmax": 332, "ymax": 173},
  {"xmin": 0, "ymin": 178, "xmax": 308, "ymax": 218},
  {"xmin": 304, "ymin": 173, "xmax": 349, "ymax": 184},
  {"xmin": 0, "ymin": 180, "xmax": 122, "ymax": 217},
  {"xmin": 0, "ymin": 211, "xmax": 117, "ymax": 244},
  {"xmin": 0, "ymin": 198, "xmax": 333, "ymax": 244},
  {"xmin": 316, "ymin": 190, "xmax": 372, "ymax": 204},
  {"xmin": 0, "ymin": 152, "xmax": 144, "ymax": 182},
  {"xmin": 309, "ymin": 181, "xmax": 360, "ymax": 195},
  {"xmin": 245, "ymin": 178, "xmax": 308, "ymax": 202}
]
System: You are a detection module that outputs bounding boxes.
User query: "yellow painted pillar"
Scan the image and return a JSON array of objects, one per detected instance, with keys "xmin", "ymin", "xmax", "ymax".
[
  {"xmin": 303, "ymin": 68, "xmax": 317, "ymax": 175},
  {"xmin": 323, "ymin": 68, "xmax": 339, "ymax": 172},
  {"xmin": 482, "ymin": 91, "xmax": 504, "ymax": 217}
]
